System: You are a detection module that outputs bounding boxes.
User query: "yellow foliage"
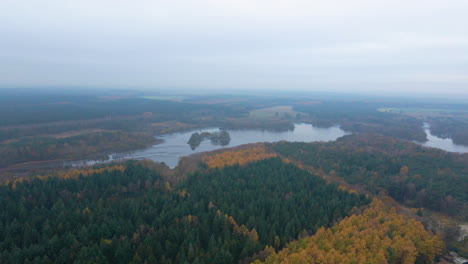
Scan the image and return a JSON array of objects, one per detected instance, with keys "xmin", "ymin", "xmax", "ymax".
[
  {"xmin": 6, "ymin": 165, "xmax": 125, "ymax": 189},
  {"xmin": 55, "ymin": 165, "xmax": 125, "ymax": 180},
  {"xmin": 101, "ymin": 239, "xmax": 112, "ymax": 245},
  {"xmin": 82, "ymin": 207, "xmax": 92, "ymax": 216},
  {"xmin": 337, "ymin": 185, "xmax": 358, "ymax": 194},
  {"xmin": 165, "ymin": 181, "xmax": 172, "ymax": 191},
  {"xmin": 222, "ymin": 212, "xmax": 259, "ymax": 241},
  {"xmin": 178, "ymin": 189, "xmax": 190, "ymax": 197},
  {"xmin": 202, "ymin": 146, "xmax": 277, "ymax": 169},
  {"xmin": 254, "ymin": 199, "xmax": 443, "ymax": 264}
]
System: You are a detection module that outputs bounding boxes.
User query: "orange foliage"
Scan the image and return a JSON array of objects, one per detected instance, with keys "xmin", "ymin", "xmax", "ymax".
[
  {"xmin": 254, "ymin": 199, "xmax": 442, "ymax": 264},
  {"xmin": 202, "ymin": 147, "xmax": 277, "ymax": 169},
  {"xmin": 54, "ymin": 165, "xmax": 125, "ymax": 180},
  {"xmin": 338, "ymin": 185, "xmax": 358, "ymax": 194},
  {"xmin": 178, "ymin": 189, "xmax": 190, "ymax": 198},
  {"xmin": 221, "ymin": 212, "xmax": 259, "ymax": 242},
  {"xmin": 400, "ymin": 165, "xmax": 409, "ymax": 175},
  {"xmin": 7, "ymin": 165, "xmax": 125, "ymax": 189}
]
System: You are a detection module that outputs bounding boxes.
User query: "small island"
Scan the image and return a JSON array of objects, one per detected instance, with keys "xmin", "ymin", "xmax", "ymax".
[{"xmin": 187, "ymin": 130, "xmax": 231, "ymax": 150}]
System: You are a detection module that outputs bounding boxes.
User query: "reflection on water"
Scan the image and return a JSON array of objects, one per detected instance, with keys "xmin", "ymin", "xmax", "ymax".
[
  {"xmin": 71, "ymin": 123, "xmax": 350, "ymax": 168},
  {"xmin": 188, "ymin": 130, "xmax": 231, "ymax": 150},
  {"xmin": 13, "ymin": 123, "xmax": 467, "ymax": 172},
  {"xmin": 418, "ymin": 125, "xmax": 468, "ymax": 153},
  {"xmin": 69, "ymin": 124, "xmax": 467, "ymax": 169}
]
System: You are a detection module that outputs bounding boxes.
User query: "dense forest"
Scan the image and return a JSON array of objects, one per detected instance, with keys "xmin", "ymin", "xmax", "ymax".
[
  {"xmin": 1, "ymin": 90, "xmax": 466, "ymax": 263},
  {"xmin": 0, "ymin": 94, "xmax": 246, "ymax": 168},
  {"xmin": 0, "ymin": 131, "xmax": 157, "ymax": 168},
  {"xmin": 272, "ymin": 135, "xmax": 468, "ymax": 219},
  {"xmin": 427, "ymin": 117, "xmax": 468, "ymax": 145},
  {"xmin": 201, "ymin": 146, "xmax": 277, "ymax": 169},
  {"xmin": 254, "ymin": 199, "xmax": 442, "ymax": 264},
  {"xmin": 0, "ymin": 97, "xmax": 242, "ymax": 127},
  {"xmin": 0, "ymin": 158, "xmax": 369, "ymax": 264},
  {"xmin": 293, "ymin": 101, "xmax": 427, "ymax": 142},
  {"xmin": 3, "ymin": 91, "xmax": 467, "ymax": 175}
]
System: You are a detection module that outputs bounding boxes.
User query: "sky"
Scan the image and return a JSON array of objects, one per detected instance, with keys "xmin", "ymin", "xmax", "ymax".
[{"xmin": 1, "ymin": 0, "xmax": 468, "ymax": 95}]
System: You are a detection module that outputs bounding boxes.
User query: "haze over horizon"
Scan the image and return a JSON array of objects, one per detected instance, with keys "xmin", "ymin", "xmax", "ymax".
[{"xmin": 1, "ymin": 0, "xmax": 468, "ymax": 96}]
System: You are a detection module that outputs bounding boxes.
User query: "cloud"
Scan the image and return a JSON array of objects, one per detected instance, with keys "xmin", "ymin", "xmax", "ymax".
[{"xmin": 0, "ymin": 0, "xmax": 467, "ymax": 95}]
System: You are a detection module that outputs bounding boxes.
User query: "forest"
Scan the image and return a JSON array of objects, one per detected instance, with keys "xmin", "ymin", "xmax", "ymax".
[
  {"xmin": 3, "ymin": 0, "xmax": 468, "ymax": 261},
  {"xmin": 3, "ymin": 90, "xmax": 467, "ymax": 173},
  {"xmin": 0, "ymin": 158, "xmax": 370, "ymax": 264},
  {"xmin": 0, "ymin": 131, "xmax": 157, "ymax": 168},
  {"xmin": 201, "ymin": 146, "xmax": 277, "ymax": 169},
  {"xmin": 293, "ymin": 101, "xmax": 428, "ymax": 142},
  {"xmin": 427, "ymin": 117, "xmax": 468, "ymax": 145},
  {"xmin": 272, "ymin": 135, "xmax": 468, "ymax": 219},
  {"xmin": 0, "ymin": 90, "xmax": 467, "ymax": 263},
  {"xmin": 0, "ymin": 96, "xmax": 241, "ymax": 127},
  {"xmin": 254, "ymin": 199, "xmax": 442, "ymax": 264}
]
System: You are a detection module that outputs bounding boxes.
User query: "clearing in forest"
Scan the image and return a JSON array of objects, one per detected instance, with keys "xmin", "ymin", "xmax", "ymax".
[{"xmin": 249, "ymin": 105, "xmax": 301, "ymax": 118}]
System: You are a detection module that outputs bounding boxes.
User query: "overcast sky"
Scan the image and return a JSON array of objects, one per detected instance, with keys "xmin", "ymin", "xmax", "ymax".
[{"xmin": 1, "ymin": 0, "xmax": 468, "ymax": 95}]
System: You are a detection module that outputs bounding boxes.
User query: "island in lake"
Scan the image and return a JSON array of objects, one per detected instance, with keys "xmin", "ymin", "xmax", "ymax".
[{"xmin": 187, "ymin": 130, "xmax": 231, "ymax": 150}]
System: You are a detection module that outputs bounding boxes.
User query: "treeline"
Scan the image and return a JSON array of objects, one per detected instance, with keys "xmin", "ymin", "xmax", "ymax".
[
  {"xmin": 220, "ymin": 118, "xmax": 295, "ymax": 132},
  {"xmin": 0, "ymin": 97, "xmax": 243, "ymax": 127},
  {"xmin": 254, "ymin": 199, "xmax": 442, "ymax": 264},
  {"xmin": 1, "ymin": 165, "xmax": 126, "ymax": 188},
  {"xmin": 0, "ymin": 131, "xmax": 156, "ymax": 168},
  {"xmin": 0, "ymin": 116, "xmax": 156, "ymax": 142},
  {"xmin": 0, "ymin": 97, "xmax": 246, "ymax": 144},
  {"xmin": 201, "ymin": 146, "xmax": 277, "ymax": 169},
  {"xmin": 0, "ymin": 158, "xmax": 369, "ymax": 263},
  {"xmin": 187, "ymin": 131, "xmax": 231, "ymax": 150},
  {"xmin": 272, "ymin": 135, "xmax": 468, "ymax": 219},
  {"xmin": 427, "ymin": 117, "xmax": 468, "ymax": 145},
  {"xmin": 293, "ymin": 101, "xmax": 427, "ymax": 142}
]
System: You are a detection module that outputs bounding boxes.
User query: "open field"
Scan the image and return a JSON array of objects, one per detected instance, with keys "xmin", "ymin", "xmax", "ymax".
[
  {"xmin": 150, "ymin": 121, "xmax": 199, "ymax": 134},
  {"xmin": 378, "ymin": 107, "xmax": 468, "ymax": 117},
  {"xmin": 1, "ymin": 129, "xmax": 116, "ymax": 144},
  {"xmin": 249, "ymin": 105, "xmax": 301, "ymax": 118},
  {"xmin": 47, "ymin": 129, "xmax": 115, "ymax": 138},
  {"xmin": 141, "ymin": 95, "xmax": 185, "ymax": 102}
]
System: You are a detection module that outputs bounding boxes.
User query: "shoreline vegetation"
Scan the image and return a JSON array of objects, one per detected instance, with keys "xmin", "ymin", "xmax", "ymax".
[
  {"xmin": 0, "ymin": 131, "xmax": 160, "ymax": 169},
  {"xmin": 3, "ymin": 120, "xmax": 468, "ymax": 178},
  {"xmin": 0, "ymin": 139, "xmax": 465, "ymax": 260},
  {"xmin": 0, "ymin": 91, "xmax": 466, "ymax": 261},
  {"xmin": 187, "ymin": 130, "xmax": 231, "ymax": 150},
  {"xmin": 2, "ymin": 93, "xmax": 466, "ymax": 172}
]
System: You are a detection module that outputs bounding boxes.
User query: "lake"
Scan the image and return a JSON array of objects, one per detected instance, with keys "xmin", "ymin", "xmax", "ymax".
[
  {"xmin": 71, "ymin": 123, "xmax": 350, "ymax": 168},
  {"xmin": 70, "ymin": 123, "xmax": 468, "ymax": 169},
  {"xmin": 417, "ymin": 125, "xmax": 468, "ymax": 153},
  {"xmin": 6, "ymin": 123, "xmax": 467, "ymax": 172}
]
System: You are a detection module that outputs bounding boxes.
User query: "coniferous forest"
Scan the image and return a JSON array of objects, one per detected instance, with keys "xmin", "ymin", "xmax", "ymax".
[
  {"xmin": 0, "ymin": 91, "xmax": 465, "ymax": 263},
  {"xmin": 272, "ymin": 135, "xmax": 468, "ymax": 219},
  {"xmin": 3, "ymin": 1, "xmax": 468, "ymax": 262},
  {"xmin": 0, "ymin": 159, "xmax": 369, "ymax": 264}
]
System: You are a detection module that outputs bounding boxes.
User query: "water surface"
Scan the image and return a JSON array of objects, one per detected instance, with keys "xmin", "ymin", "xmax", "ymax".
[
  {"xmin": 73, "ymin": 123, "xmax": 349, "ymax": 168},
  {"xmin": 418, "ymin": 125, "xmax": 468, "ymax": 153},
  {"xmin": 9, "ymin": 123, "xmax": 467, "ymax": 172}
]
